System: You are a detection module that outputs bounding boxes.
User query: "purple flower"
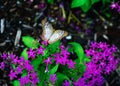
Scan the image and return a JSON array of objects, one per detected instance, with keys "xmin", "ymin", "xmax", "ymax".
[
  {"xmin": 30, "ymin": 72, "xmax": 39, "ymax": 85},
  {"xmin": 16, "ymin": 66, "xmax": 23, "ymax": 74},
  {"xmin": 12, "ymin": 56, "xmax": 19, "ymax": 64},
  {"xmin": 24, "ymin": 60, "xmax": 33, "ymax": 71},
  {"xmin": 1, "ymin": 52, "xmax": 7, "ymax": 59},
  {"xmin": 38, "ymin": 3, "xmax": 46, "ymax": 9},
  {"xmin": 19, "ymin": 75, "xmax": 30, "ymax": 86},
  {"xmin": 85, "ymin": 42, "xmax": 119, "ymax": 74},
  {"xmin": 0, "ymin": 62, "xmax": 5, "ymax": 69},
  {"xmin": 49, "ymin": 74, "xmax": 57, "ymax": 83},
  {"xmin": 27, "ymin": 48, "xmax": 36, "ymax": 59},
  {"xmin": 9, "ymin": 70, "xmax": 17, "ymax": 80},
  {"xmin": 117, "ymin": 6, "xmax": 120, "ymax": 12},
  {"xmin": 54, "ymin": 53, "xmax": 61, "ymax": 64},
  {"xmin": 41, "ymin": 41, "xmax": 48, "ymax": 46},
  {"xmin": 67, "ymin": 60, "xmax": 76, "ymax": 69},
  {"xmin": 62, "ymin": 80, "xmax": 70, "ymax": 86},
  {"xmin": 110, "ymin": 2, "xmax": 118, "ymax": 9},
  {"xmin": 37, "ymin": 46, "xmax": 45, "ymax": 55},
  {"xmin": 43, "ymin": 57, "xmax": 52, "ymax": 65},
  {"xmin": 9, "ymin": 53, "xmax": 15, "ymax": 59}
]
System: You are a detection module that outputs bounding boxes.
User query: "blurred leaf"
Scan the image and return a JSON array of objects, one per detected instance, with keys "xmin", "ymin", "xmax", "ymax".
[
  {"xmin": 22, "ymin": 36, "xmax": 39, "ymax": 48},
  {"xmin": 69, "ymin": 42, "xmax": 84, "ymax": 62},
  {"xmin": 47, "ymin": 40, "xmax": 60, "ymax": 54},
  {"xmin": 102, "ymin": 0, "xmax": 111, "ymax": 5},
  {"xmin": 22, "ymin": 70, "xmax": 28, "ymax": 77},
  {"xmin": 31, "ymin": 55, "xmax": 42, "ymax": 71},
  {"xmin": 91, "ymin": 0, "xmax": 99, "ymax": 5},
  {"xmin": 56, "ymin": 73, "xmax": 71, "ymax": 86},
  {"xmin": 81, "ymin": 0, "xmax": 91, "ymax": 12},
  {"xmin": 48, "ymin": 0, "xmax": 54, "ymax": 4},
  {"xmin": 105, "ymin": 13, "xmax": 111, "ymax": 18},
  {"xmin": 37, "ymin": 67, "xmax": 46, "ymax": 86},
  {"xmin": 49, "ymin": 64, "xmax": 59, "ymax": 74},
  {"xmin": 13, "ymin": 80, "xmax": 20, "ymax": 86},
  {"xmin": 71, "ymin": 0, "xmax": 86, "ymax": 8},
  {"xmin": 21, "ymin": 48, "xmax": 28, "ymax": 60}
]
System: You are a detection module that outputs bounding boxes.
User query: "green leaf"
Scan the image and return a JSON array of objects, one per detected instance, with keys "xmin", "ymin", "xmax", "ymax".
[
  {"xmin": 48, "ymin": 0, "xmax": 54, "ymax": 4},
  {"xmin": 37, "ymin": 67, "xmax": 46, "ymax": 86},
  {"xmin": 71, "ymin": 0, "xmax": 86, "ymax": 8},
  {"xmin": 21, "ymin": 48, "xmax": 28, "ymax": 60},
  {"xmin": 102, "ymin": 0, "xmax": 111, "ymax": 5},
  {"xmin": 56, "ymin": 73, "xmax": 71, "ymax": 86},
  {"xmin": 81, "ymin": 0, "xmax": 91, "ymax": 12},
  {"xmin": 69, "ymin": 42, "xmax": 84, "ymax": 63},
  {"xmin": 31, "ymin": 55, "xmax": 42, "ymax": 71},
  {"xmin": 13, "ymin": 80, "xmax": 20, "ymax": 86},
  {"xmin": 91, "ymin": 0, "xmax": 99, "ymax": 5},
  {"xmin": 49, "ymin": 64, "xmax": 59, "ymax": 74},
  {"xmin": 22, "ymin": 36, "xmax": 39, "ymax": 48},
  {"xmin": 47, "ymin": 40, "xmax": 60, "ymax": 54}
]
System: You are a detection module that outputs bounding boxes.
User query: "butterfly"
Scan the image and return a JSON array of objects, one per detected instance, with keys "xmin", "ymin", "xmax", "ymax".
[{"xmin": 41, "ymin": 18, "xmax": 68, "ymax": 44}]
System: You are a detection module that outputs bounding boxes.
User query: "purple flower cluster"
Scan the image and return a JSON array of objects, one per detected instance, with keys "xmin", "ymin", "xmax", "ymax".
[
  {"xmin": 74, "ymin": 42, "xmax": 119, "ymax": 86},
  {"xmin": 86, "ymin": 42, "xmax": 119, "ymax": 74},
  {"xmin": 53, "ymin": 45, "xmax": 76, "ymax": 69},
  {"xmin": 62, "ymin": 80, "xmax": 70, "ymax": 86},
  {"xmin": 0, "ymin": 52, "xmax": 39, "ymax": 86},
  {"xmin": 49, "ymin": 74, "xmax": 57, "ymax": 84},
  {"xmin": 110, "ymin": 2, "xmax": 120, "ymax": 12},
  {"xmin": 27, "ymin": 46, "xmax": 45, "ymax": 59}
]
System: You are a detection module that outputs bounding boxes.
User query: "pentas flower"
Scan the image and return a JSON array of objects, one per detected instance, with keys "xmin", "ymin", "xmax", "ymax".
[
  {"xmin": 0, "ymin": 62, "xmax": 5, "ymax": 69},
  {"xmin": 19, "ymin": 75, "xmax": 30, "ymax": 86},
  {"xmin": 75, "ymin": 42, "xmax": 119, "ymax": 86},
  {"xmin": 44, "ymin": 57, "xmax": 52, "ymax": 72},
  {"xmin": 24, "ymin": 60, "xmax": 34, "ymax": 71},
  {"xmin": 15, "ymin": 66, "xmax": 23, "ymax": 74},
  {"xmin": 1, "ymin": 52, "xmax": 7, "ymax": 59},
  {"xmin": 62, "ymin": 80, "xmax": 70, "ymax": 86},
  {"xmin": 27, "ymin": 48, "xmax": 36, "ymax": 59},
  {"xmin": 30, "ymin": 72, "xmax": 39, "ymax": 85},
  {"xmin": 67, "ymin": 60, "xmax": 76, "ymax": 69},
  {"xmin": 43, "ymin": 57, "xmax": 52, "ymax": 65},
  {"xmin": 49, "ymin": 74, "xmax": 57, "ymax": 84},
  {"xmin": 37, "ymin": 46, "xmax": 45, "ymax": 55},
  {"xmin": 9, "ymin": 70, "xmax": 17, "ymax": 80},
  {"xmin": 0, "ymin": 52, "xmax": 39, "ymax": 86},
  {"xmin": 53, "ymin": 45, "xmax": 76, "ymax": 69},
  {"xmin": 110, "ymin": 2, "xmax": 118, "ymax": 9},
  {"xmin": 85, "ymin": 42, "xmax": 119, "ymax": 75},
  {"xmin": 41, "ymin": 41, "xmax": 48, "ymax": 46},
  {"xmin": 117, "ymin": 6, "xmax": 120, "ymax": 12},
  {"xmin": 74, "ymin": 73, "xmax": 105, "ymax": 86}
]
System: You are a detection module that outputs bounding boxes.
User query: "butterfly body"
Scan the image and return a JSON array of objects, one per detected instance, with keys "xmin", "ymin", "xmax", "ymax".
[{"xmin": 41, "ymin": 19, "xmax": 68, "ymax": 44}]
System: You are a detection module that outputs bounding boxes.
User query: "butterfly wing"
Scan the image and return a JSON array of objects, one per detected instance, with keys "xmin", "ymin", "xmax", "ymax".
[
  {"xmin": 41, "ymin": 19, "xmax": 54, "ymax": 41},
  {"xmin": 48, "ymin": 30, "xmax": 68, "ymax": 44}
]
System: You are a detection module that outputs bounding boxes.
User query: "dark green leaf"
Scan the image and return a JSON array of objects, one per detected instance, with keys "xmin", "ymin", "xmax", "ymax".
[
  {"xmin": 48, "ymin": 0, "xmax": 54, "ymax": 4},
  {"xmin": 91, "ymin": 0, "xmax": 99, "ymax": 5},
  {"xmin": 22, "ymin": 36, "xmax": 39, "ymax": 48},
  {"xmin": 71, "ymin": 0, "xmax": 86, "ymax": 8},
  {"xmin": 47, "ymin": 40, "xmax": 60, "ymax": 54},
  {"xmin": 37, "ymin": 67, "xmax": 46, "ymax": 86},
  {"xmin": 102, "ymin": 0, "xmax": 111, "ymax": 5}
]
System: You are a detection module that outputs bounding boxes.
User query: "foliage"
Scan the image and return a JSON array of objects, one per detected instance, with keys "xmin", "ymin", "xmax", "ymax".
[{"xmin": 71, "ymin": 0, "xmax": 99, "ymax": 12}]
